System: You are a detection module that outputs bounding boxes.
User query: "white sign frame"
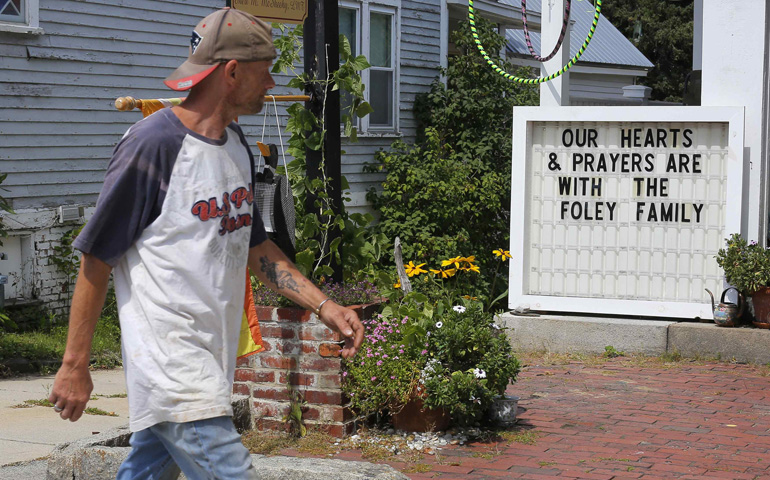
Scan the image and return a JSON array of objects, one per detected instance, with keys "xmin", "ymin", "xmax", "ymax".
[{"xmin": 509, "ymin": 106, "xmax": 745, "ymax": 319}]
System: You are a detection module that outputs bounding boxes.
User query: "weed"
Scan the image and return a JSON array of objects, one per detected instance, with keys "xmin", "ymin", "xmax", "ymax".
[
  {"xmin": 603, "ymin": 346, "xmax": 625, "ymax": 358},
  {"xmin": 538, "ymin": 461, "xmax": 556, "ymax": 467},
  {"xmin": 96, "ymin": 392, "xmax": 127, "ymax": 398},
  {"xmin": 241, "ymin": 431, "xmax": 294, "ymax": 455},
  {"xmin": 402, "ymin": 463, "xmax": 433, "ymax": 473},
  {"xmin": 500, "ymin": 429, "xmax": 539, "ymax": 445},
  {"xmin": 84, "ymin": 407, "xmax": 118, "ymax": 416},
  {"xmin": 17, "ymin": 398, "xmax": 53, "ymax": 408},
  {"xmin": 660, "ymin": 351, "xmax": 683, "ymax": 362},
  {"xmin": 283, "ymin": 383, "xmax": 306, "ymax": 438}
]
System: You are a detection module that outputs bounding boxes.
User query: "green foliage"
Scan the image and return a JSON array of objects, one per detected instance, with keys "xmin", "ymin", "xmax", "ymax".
[
  {"xmin": 0, "ymin": 172, "xmax": 14, "ymax": 247},
  {"xmin": 50, "ymin": 224, "xmax": 85, "ymax": 287},
  {"xmin": 342, "ymin": 313, "xmax": 422, "ymax": 415},
  {"xmin": 0, "ymin": 289, "xmax": 122, "ymax": 376},
  {"xmin": 603, "ymin": 345, "xmax": 625, "ymax": 358},
  {"xmin": 344, "ymin": 297, "xmax": 520, "ymax": 426},
  {"xmin": 601, "ymin": 0, "xmax": 694, "ymax": 102},
  {"xmin": 366, "ymin": 17, "xmax": 537, "ymax": 291},
  {"xmin": 283, "ymin": 384, "xmax": 307, "ymax": 438},
  {"xmin": 716, "ymin": 233, "xmax": 770, "ymax": 295},
  {"xmin": 272, "ymin": 24, "xmax": 387, "ymax": 281},
  {"xmin": 419, "ymin": 303, "xmax": 520, "ymax": 425}
]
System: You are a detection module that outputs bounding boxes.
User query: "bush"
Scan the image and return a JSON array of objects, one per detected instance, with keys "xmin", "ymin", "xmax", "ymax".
[
  {"xmin": 716, "ymin": 233, "xmax": 770, "ymax": 295},
  {"xmin": 367, "ymin": 16, "xmax": 538, "ymax": 290},
  {"xmin": 252, "ymin": 277, "xmax": 381, "ymax": 308},
  {"xmin": 343, "ymin": 298, "xmax": 520, "ymax": 427}
]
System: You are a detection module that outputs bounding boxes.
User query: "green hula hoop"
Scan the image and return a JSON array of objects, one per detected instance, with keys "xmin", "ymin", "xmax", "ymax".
[{"xmin": 469, "ymin": 0, "xmax": 602, "ymax": 84}]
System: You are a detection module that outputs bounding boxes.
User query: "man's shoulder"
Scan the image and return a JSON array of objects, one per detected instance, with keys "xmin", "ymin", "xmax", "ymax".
[{"xmin": 118, "ymin": 110, "xmax": 185, "ymax": 155}]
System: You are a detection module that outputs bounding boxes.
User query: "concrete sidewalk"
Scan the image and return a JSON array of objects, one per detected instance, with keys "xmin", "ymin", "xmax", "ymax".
[{"xmin": 0, "ymin": 368, "xmax": 129, "ymax": 467}]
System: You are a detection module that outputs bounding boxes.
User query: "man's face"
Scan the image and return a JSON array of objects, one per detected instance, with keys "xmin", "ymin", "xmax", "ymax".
[{"xmin": 233, "ymin": 60, "xmax": 275, "ymax": 115}]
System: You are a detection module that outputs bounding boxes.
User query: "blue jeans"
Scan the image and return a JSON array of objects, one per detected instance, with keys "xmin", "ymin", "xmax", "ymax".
[{"xmin": 116, "ymin": 416, "xmax": 257, "ymax": 480}]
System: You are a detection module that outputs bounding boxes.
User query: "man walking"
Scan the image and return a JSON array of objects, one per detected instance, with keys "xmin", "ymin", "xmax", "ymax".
[{"xmin": 48, "ymin": 8, "xmax": 364, "ymax": 479}]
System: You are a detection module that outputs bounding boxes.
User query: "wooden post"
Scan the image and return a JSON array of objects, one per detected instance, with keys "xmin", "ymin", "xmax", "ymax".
[{"xmin": 304, "ymin": 0, "xmax": 343, "ymax": 282}]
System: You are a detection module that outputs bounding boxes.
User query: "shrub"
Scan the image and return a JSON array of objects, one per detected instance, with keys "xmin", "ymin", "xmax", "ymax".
[
  {"xmin": 366, "ymin": 16, "xmax": 538, "ymax": 286},
  {"xmin": 716, "ymin": 233, "xmax": 770, "ymax": 295}
]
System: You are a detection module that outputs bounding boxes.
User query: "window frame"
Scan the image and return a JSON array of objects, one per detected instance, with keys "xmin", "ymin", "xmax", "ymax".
[
  {"xmin": 339, "ymin": 0, "xmax": 400, "ymax": 135},
  {"xmin": 0, "ymin": 0, "xmax": 43, "ymax": 34},
  {"xmin": 339, "ymin": 2, "xmax": 362, "ymax": 130},
  {"xmin": 363, "ymin": 5, "xmax": 398, "ymax": 132}
]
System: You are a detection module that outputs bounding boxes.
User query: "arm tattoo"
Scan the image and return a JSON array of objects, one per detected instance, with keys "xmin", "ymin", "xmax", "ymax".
[{"xmin": 259, "ymin": 256, "xmax": 301, "ymax": 294}]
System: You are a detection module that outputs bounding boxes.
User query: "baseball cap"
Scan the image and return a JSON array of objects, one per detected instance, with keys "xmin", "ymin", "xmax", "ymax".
[{"xmin": 164, "ymin": 8, "xmax": 277, "ymax": 91}]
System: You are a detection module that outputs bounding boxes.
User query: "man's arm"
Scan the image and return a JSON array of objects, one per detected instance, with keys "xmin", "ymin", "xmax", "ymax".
[
  {"xmin": 49, "ymin": 253, "xmax": 113, "ymax": 421},
  {"xmin": 248, "ymin": 240, "xmax": 364, "ymax": 359}
]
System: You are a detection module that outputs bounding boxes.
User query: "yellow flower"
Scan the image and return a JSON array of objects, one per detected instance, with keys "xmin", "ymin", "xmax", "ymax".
[
  {"xmin": 462, "ymin": 295, "xmax": 479, "ymax": 300},
  {"xmin": 466, "ymin": 263, "xmax": 480, "ymax": 273},
  {"xmin": 459, "ymin": 256, "xmax": 476, "ymax": 264},
  {"xmin": 394, "ymin": 280, "xmax": 401, "ymax": 288},
  {"xmin": 493, "ymin": 249, "xmax": 512, "ymax": 261},
  {"xmin": 441, "ymin": 256, "xmax": 462, "ymax": 268},
  {"xmin": 430, "ymin": 268, "xmax": 456, "ymax": 279},
  {"xmin": 405, "ymin": 261, "xmax": 427, "ymax": 277}
]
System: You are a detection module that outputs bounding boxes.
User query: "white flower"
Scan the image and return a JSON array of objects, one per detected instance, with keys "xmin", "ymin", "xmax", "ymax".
[
  {"xmin": 473, "ymin": 368, "xmax": 486, "ymax": 379},
  {"xmin": 453, "ymin": 305, "xmax": 466, "ymax": 313},
  {"xmin": 491, "ymin": 323, "xmax": 501, "ymax": 330},
  {"xmin": 435, "ymin": 321, "xmax": 443, "ymax": 328}
]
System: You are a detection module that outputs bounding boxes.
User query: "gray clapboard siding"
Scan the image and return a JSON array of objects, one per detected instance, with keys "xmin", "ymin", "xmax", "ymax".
[{"xmin": 0, "ymin": 0, "xmax": 443, "ymax": 213}]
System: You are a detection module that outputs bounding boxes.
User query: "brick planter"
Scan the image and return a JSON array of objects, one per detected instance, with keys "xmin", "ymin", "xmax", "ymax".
[{"xmin": 234, "ymin": 302, "xmax": 379, "ymax": 438}]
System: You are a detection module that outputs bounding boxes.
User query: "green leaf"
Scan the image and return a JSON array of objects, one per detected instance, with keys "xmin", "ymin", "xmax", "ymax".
[
  {"xmin": 351, "ymin": 55, "xmax": 371, "ymax": 71},
  {"xmin": 339, "ymin": 34, "xmax": 352, "ymax": 60},
  {"xmin": 355, "ymin": 102, "xmax": 374, "ymax": 118}
]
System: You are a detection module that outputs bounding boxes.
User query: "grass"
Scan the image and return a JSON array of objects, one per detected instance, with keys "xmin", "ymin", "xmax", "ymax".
[
  {"xmin": 498, "ymin": 429, "xmax": 539, "ymax": 445},
  {"xmin": 241, "ymin": 429, "xmax": 338, "ymax": 457},
  {"xmin": 0, "ymin": 291, "xmax": 122, "ymax": 377},
  {"xmin": 84, "ymin": 407, "xmax": 118, "ymax": 417}
]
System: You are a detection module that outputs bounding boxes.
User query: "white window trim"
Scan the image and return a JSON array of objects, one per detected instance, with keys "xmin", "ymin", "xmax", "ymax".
[
  {"xmin": 0, "ymin": 0, "xmax": 43, "ymax": 34},
  {"xmin": 340, "ymin": 2, "xmax": 362, "ymax": 130},
  {"xmin": 362, "ymin": 4, "xmax": 399, "ymax": 133}
]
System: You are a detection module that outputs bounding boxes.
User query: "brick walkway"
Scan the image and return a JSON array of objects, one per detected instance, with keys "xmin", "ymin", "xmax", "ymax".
[{"xmin": 315, "ymin": 356, "xmax": 770, "ymax": 479}]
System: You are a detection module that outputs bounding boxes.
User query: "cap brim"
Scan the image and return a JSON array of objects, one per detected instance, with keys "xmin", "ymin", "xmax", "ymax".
[{"xmin": 163, "ymin": 62, "xmax": 220, "ymax": 91}]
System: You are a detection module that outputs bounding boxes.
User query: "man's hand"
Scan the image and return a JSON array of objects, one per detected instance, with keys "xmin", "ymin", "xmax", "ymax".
[
  {"xmin": 318, "ymin": 301, "xmax": 365, "ymax": 359},
  {"xmin": 49, "ymin": 364, "xmax": 94, "ymax": 421},
  {"xmin": 48, "ymin": 253, "xmax": 111, "ymax": 422}
]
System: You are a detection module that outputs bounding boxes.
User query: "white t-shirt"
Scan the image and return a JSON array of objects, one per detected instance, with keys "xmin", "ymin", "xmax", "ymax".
[{"xmin": 74, "ymin": 109, "xmax": 267, "ymax": 432}]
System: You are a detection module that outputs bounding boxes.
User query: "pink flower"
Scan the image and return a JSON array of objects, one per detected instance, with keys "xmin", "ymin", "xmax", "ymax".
[
  {"xmin": 342, "ymin": 371, "xmax": 348, "ymax": 377},
  {"xmin": 382, "ymin": 354, "xmax": 389, "ymax": 359},
  {"xmin": 371, "ymin": 376, "xmax": 377, "ymax": 381},
  {"xmin": 421, "ymin": 349, "xmax": 428, "ymax": 355},
  {"xmin": 376, "ymin": 360, "xmax": 383, "ymax": 366},
  {"xmin": 390, "ymin": 376, "xmax": 396, "ymax": 380}
]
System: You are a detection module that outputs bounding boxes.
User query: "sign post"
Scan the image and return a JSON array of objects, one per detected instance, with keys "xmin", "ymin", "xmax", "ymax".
[
  {"xmin": 231, "ymin": 0, "xmax": 308, "ymax": 25},
  {"xmin": 510, "ymin": 106, "xmax": 745, "ymax": 319}
]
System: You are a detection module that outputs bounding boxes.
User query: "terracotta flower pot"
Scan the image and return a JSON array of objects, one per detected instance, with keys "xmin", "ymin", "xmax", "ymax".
[
  {"xmin": 751, "ymin": 287, "xmax": 770, "ymax": 329},
  {"xmin": 390, "ymin": 395, "xmax": 450, "ymax": 432}
]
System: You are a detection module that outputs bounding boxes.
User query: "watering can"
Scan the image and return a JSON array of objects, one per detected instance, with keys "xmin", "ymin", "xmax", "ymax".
[{"xmin": 705, "ymin": 287, "xmax": 745, "ymax": 327}]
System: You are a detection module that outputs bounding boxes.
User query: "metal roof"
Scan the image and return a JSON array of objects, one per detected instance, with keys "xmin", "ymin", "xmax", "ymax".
[{"xmin": 501, "ymin": 0, "xmax": 653, "ymax": 69}]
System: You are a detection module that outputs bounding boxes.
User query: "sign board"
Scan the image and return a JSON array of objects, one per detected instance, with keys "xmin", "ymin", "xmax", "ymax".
[
  {"xmin": 232, "ymin": 0, "xmax": 308, "ymax": 25},
  {"xmin": 510, "ymin": 106, "xmax": 745, "ymax": 319}
]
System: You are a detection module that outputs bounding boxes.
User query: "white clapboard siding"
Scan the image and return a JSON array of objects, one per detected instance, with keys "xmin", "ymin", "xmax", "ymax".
[{"xmin": 0, "ymin": 0, "xmax": 442, "ymax": 212}]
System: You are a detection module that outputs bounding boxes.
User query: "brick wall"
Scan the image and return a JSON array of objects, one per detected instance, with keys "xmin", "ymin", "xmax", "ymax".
[{"xmin": 234, "ymin": 302, "xmax": 379, "ymax": 438}]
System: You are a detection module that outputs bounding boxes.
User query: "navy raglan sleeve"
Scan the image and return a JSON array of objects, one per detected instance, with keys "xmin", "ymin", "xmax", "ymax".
[{"xmin": 73, "ymin": 120, "xmax": 180, "ymax": 267}]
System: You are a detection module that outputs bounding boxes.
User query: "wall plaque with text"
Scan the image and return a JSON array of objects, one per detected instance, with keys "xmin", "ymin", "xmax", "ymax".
[
  {"xmin": 509, "ymin": 107, "xmax": 745, "ymax": 319},
  {"xmin": 232, "ymin": 0, "xmax": 308, "ymax": 25}
]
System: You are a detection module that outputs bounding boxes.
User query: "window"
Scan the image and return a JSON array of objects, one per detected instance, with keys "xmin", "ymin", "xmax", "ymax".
[
  {"xmin": 368, "ymin": 11, "xmax": 395, "ymax": 129},
  {"xmin": 0, "ymin": 0, "xmax": 42, "ymax": 34},
  {"xmin": 0, "ymin": 0, "xmax": 23, "ymax": 22},
  {"xmin": 339, "ymin": 2, "xmax": 398, "ymax": 133}
]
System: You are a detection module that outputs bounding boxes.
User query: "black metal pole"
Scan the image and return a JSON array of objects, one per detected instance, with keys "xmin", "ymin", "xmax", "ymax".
[{"xmin": 304, "ymin": 0, "xmax": 342, "ymax": 282}]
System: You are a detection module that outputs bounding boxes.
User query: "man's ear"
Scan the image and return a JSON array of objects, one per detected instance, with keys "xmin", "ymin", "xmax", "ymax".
[{"xmin": 223, "ymin": 59, "xmax": 239, "ymax": 83}]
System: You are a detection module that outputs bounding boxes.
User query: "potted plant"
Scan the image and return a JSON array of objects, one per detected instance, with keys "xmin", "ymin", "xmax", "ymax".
[
  {"xmin": 716, "ymin": 233, "xmax": 770, "ymax": 328},
  {"xmin": 342, "ymin": 252, "xmax": 521, "ymax": 431}
]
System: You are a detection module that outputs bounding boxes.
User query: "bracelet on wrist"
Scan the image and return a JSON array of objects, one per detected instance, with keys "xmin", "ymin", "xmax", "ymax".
[{"xmin": 314, "ymin": 298, "xmax": 332, "ymax": 316}]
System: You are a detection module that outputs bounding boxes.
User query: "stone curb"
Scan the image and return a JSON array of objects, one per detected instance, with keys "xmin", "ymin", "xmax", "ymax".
[
  {"xmin": 46, "ymin": 395, "xmax": 407, "ymax": 480},
  {"xmin": 501, "ymin": 313, "xmax": 770, "ymax": 364}
]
